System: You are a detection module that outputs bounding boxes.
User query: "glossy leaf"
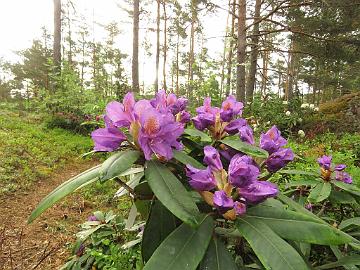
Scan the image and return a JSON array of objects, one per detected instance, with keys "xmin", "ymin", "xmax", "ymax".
[
  {"xmin": 100, "ymin": 150, "xmax": 140, "ymax": 181},
  {"xmin": 236, "ymin": 217, "xmax": 310, "ymax": 270},
  {"xmin": 308, "ymin": 182, "xmax": 331, "ymax": 203},
  {"xmin": 142, "ymin": 201, "xmax": 178, "ymax": 262},
  {"xmin": 184, "ymin": 128, "xmax": 212, "ymax": 142},
  {"xmin": 316, "ymin": 255, "xmax": 360, "ymax": 270},
  {"xmin": 220, "ymin": 137, "xmax": 268, "ymax": 158},
  {"xmin": 28, "ymin": 165, "xmax": 101, "ymax": 223},
  {"xmin": 339, "ymin": 217, "xmax": 360, "ymax": 231},
  {"xmin": 143, "ymin": 215, "xmax": 214, "ymax": 270},
  {"xmin": 173, "ymin": 150, "xmax": 205, "ymax": 169},
  {"xmin": 145, "ymin": 160, "xmax": 199, "ymax": 227},
  {"xmin": 199, "ymin": 237, "xmax": 238, "ymax": 270},
  {"xmin": 247, "ymin": 205, "xmax": 353, "ymax": 245}
]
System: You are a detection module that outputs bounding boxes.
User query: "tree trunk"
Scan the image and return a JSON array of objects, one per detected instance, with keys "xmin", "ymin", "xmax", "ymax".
[
  {"xmin": 220, "ymin": 0, "xmax": 231, "ymax": 98},
  {"xmin": 132, "ymin": 0, "xmax": 140, "ymax": 93},
  {"xmin": 246, "ymin": 0, "xmax": 261, "ymax": 103},
  {"xmin": 286, "ymin": 36, "xmax": 298, "ymax": 101},
  {"xmin": 236, "ymin": 0, "xmax": 246, "ymax": 102},
  {"xmin": 53, "ymin": 0, "xmax": 61, "ymax": 76},
  {"xmin": 162, "ymin": 1, "xmax": 167, "ymax": 91},
  {"xmin": 225, "ymin": 0, "xmax": 236, "ymax": 96},
  {"xmin": 187, "ymin": 0, "xmax": 196, "ymax": 98},
  {"xmin": 176, "ymin": 33, "xmax": 180, "ymax": 95},
  {"xmin": 154, "ymin": 0, "xmax": 160, "ymax": 91}
]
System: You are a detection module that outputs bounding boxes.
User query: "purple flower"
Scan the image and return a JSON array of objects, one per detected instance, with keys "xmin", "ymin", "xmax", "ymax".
[
  {"xmin": 151, "ymin": 90, "xmax": 188, "ymax": 115},
  {"xmin": 239, "ymin": 181, "xmax": 278, "ymax": 203},
  {"xmin": 224, "ymin": 118, "xmax": 247, "ymax": 135},
  {"xmin": 186, "ymin": 165, "xmax": 217, "ymax": 191},
  {"xmin": 305, "ymin": 203, "xmax": 312, "ymax": 210},
  {"xmin": 335, "ymin": 164, "xmax": 346, "ymax": 171},
  {"xmin": 265, "ymin": 148, "xmax": 294, "ymax": 173},
  {"xmin": 238, "ymin": 125, "xmax": 255, "ymax": 145},
  {"xmin": 220, "ymin": 95, "xmax": 243, "ymax": 122},
  {"xmin": 260, "ymin": 126, "xmax": 287, "ymax": 154},
  {"xmin": 228, "ymin": 154, "xmax": 259, "ymax": 188},
  {"xmin": 234, "ymin": 201, "xmax": 246, "ymax": 216},
  {"xmin": 178, "ymin": 111, "xmax": 191, "ymax": 124},
  {"xmin": 204, "ymin": 146, "xmax": 223, "ymax": 171},
  {"xmin": 213, "ymin": 190, "xmax": 234, "ymax": 214},
  {"xmin": 219, "ymin": 147, "xmax": 240, "ymax": 161},
  {"xmin": 336, "ymin": 171, "xmax": 352, "ymax": 184},
  {"xmin": 88, "ymin": 215, "xmax": 98, "ymax": 221},
  {"xmin": 91, "ymin": 128, "xmax": 126, "ymax": 152},
  {"xmin": 138, "ymin": 108, "xmax": 183, "ymax": 160},
  {"xmin": 106, "ymin": 92, "xmax": 136, "ymax": 127},
  {"xmin": 317, "ymin": 155, "xmax": 332, "ymax": 170},
  {"xmin": 192, "ymin": 97, "xmax": 219, "ymax": 130}
]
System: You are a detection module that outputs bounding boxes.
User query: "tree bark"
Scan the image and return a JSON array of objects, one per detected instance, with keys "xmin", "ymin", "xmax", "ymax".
[
  {"xmin": 225, "ymin": 0, "xmax": 236, "ymax": 96},
  {"xmin": 162, "ymin": 1, "xmax": 167, "ymax": 91},
  {"xmin": 154, "ymin": 0, "xmax": 160, "ymax": 91},
  {"xmin": 53, "ymin": 0, "xmax": 61, "ymax": 76},
  {"xmin": 187, "ymin": 0, "xmax": 196, "ymax": 98},
  {"xmin": 236, "ymin": 0, "xmax": 246, "ymax": 102},
  {"xmin": 220, "ymin": 0, "xmax": 231, "ymax": 98},
  {"xmin": 132, "ymin": 0, "xmax": 140, "ymax": 93},
  {"xmin": 176, "ymin": 33, "xmax": 180, "ymax": 95},
  {"xmin": 246, "ymin": 0, "xmax": 261, "ymax": 102}
]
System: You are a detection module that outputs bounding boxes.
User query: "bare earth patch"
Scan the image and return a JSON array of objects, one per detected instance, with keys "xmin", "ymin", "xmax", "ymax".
[{"xmin": 0, "ymin": 160, "xmax": 100, "ymax": 270}]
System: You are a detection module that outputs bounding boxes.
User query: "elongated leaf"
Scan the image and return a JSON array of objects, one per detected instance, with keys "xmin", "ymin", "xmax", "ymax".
[
  {"xmin": 339, "ymin": 217, "xmax": 360, "ymax": 231},
  {"xmin": 316, "ymin": 255, "xmax": 360, "ymax": 270},
  {"xmin": 114, "ymin": 172, "xmax": 143, "ymax": 198},
  {"xmin": 287, "ymin": 179, "xmax": 320, "ymax": 187},
  {"xmin": 329, "ymin": 190, "xmax": 358, "ymax": 205},
  {"xmin": 184, "ymin": 128, "xmax": 212, "ymax": 142},
  {"xmin": 332, "ymin": 181, "xmax": 360, "ymax": 197},
  {"xmin": 247, "ymin": 205, "xmax": 353, "ymax": 245},
  {"xmin": 199, "ymin": 237, "xmax": 238, "ymax": 270},
  {"xmin": 28, "ymin": 165, "xmax": 101, "ymax": 223},
  {"xmin": 221, "ymin": 137, "xmax": 268, "ymax": 158},
  {"xmin": 143, "ymin": 215, "xmax": 214, "ymax": 270},
  {"xmin": 142, "ymin": 201, "xmax": 178, "ymax": 262},
  {"xmin": 236, "ymin": 217, "xmax": 309, "ymax": 270},
  {"xmin": 308, "ymin": 182, "xmax": 331, "ymax": 203},
  {"xmin": 173, "ymin": 150, "xmax": 205, "ymax": 169},
  {"xmin": 330, "ymin": 246, "xmax": 359, "ymax": 270},
  {"xmin": 277, "ymin": 194, "xmax": 326, "ymax": 224},
  {"xmin": 145, "ymin": 160, "xmax": 199, "ymax": 227},
  {"xmin": 279, "ymin": 170, "xmax": 319, "ymax": 176},
  {"xmin": 100, "ymin": 150, "xmax": 140, "ymax": 181}
]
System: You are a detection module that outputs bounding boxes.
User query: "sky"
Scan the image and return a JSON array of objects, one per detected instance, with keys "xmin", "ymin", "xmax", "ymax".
[{"xmin": 0, "ymin": 0, "xmax": 228, "ymax": 88}]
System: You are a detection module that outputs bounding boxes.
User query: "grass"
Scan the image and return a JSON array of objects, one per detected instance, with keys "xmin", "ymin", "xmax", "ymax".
[{"xmin": 0, "ymin": 109, "xmax": 93, "ymax": 194}]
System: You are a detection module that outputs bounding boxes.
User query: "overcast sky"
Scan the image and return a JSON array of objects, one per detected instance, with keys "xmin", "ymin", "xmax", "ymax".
[{"xmin": 0, "ymin": 0, "xmax": 228, "ymax": 88}]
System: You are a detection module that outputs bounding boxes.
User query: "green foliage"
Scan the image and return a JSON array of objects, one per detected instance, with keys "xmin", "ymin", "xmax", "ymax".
[{"xmin": 0, "ymin": 110, "xmax": 92, "ymax": 194}]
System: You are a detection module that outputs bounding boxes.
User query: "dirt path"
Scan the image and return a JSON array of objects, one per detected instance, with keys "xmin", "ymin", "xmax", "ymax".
[{"xmin": 0, "ymin": 160, "xmax": 100, "ymax": 270}]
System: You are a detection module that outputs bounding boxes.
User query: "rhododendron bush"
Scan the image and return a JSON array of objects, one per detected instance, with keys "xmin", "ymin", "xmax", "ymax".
[{"xmin": 29, "ymin": 91, "xmax": 360, "ymax": 270}]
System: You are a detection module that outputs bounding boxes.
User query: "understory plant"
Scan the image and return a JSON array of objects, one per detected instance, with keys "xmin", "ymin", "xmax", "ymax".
[{"xmin": 29, "ymin": 91, "xmax": 360, "ymax": 270}]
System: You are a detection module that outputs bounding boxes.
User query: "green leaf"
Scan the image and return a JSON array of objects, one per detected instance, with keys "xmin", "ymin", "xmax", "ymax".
[
  {"xmin": 315, "ymin": 255, "xmax": 360, "ymax": 270},
  {"xmin": 330, "ymin": 246, "xmax": 359, "ymax": 270},
  {"xmin": 287, "ymin": 179, "xmax": 320, "ymax": 187},
  {"xmin": 114, "ymin": 172, "xmax": 144, "ymax": 198},
  {"xmin": 329, "ymin": 190, "xmax": 358, "ymax": 205},
  {"xmin": 246, "ymin": 205, "xmax": 353, "ymax": 245},
  {"xmin": 173, "ymin": 150, "xmax": 205, "ymax": 169},
  {"xmin": 184, "ymin": 128, "xmax": 212, "ymax": 142},
  {"xmin": 221, "ymin": 137, "xmax": 268, "ymax": 158},
  {"xmin": 308, "ymin": 182, "xmax": 331, "ymax": 203},
  {"xmin": 199, "ymin": 237, "xmax": 238, "ymax": 270},
  {"xmin": 99, "ymin": 150, "xmax": 140, "ymax": 181},
  {"xmin": 28, "ymin": 165, "xmax": 101, "ymax": 223},
  {"xmin": 332, "ymin": 181, "xmax": 360, "ymax": 197},
  {"xmin": 236, "ymin": 217, "xmax": 309, "ymax": 270},
  {"xmin": 339, "ymin": 217, "xmax": 360, "ymax": 231},
  {"xmin": 142, "ymin": 201, "xmax": 178, "ymax": 263},
  {"xmin": 143, "ymin": 215, "xmax": 214, "ymax": 270},
  {"xmin": 145, "ymin": 160, "xmax": 199, "ymax": 227},
  {"xmin": 276, "ymin": 194, "xmax": 326, "ymax": 224},
  {"xmin": 279, "ymin": 170, "xmax": 319, "ymax": 176}
]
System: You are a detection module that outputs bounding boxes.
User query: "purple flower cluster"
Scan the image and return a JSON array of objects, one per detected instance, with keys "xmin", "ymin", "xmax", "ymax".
[
  {"xmin": 192, "ymin": 96, "xmax": 246, "ymax": 140},
  {"xmin": 260, "ymin": 126, "xmax": 294, "ymax": 173},
  {"xmin": 91, "ymin": 91, "xmax": 186, "ymax": 160},
  {"xmin": 318, "ymin": 155, "xmax": 352, "ymax": 184},
  {"xmin": 186, "ymin": 146, "xmax": 278, "ymax": 220}
]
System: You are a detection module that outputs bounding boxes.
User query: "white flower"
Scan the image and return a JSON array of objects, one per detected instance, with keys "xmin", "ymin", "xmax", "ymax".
[
  {"xmin": 266, "ymin": 121, "xmax": 271, "ymax": 125},
  {"xmin": 282, "ymin": 101, "xmax": 288, "ymax": 105},
  {"xmin": 298, "ymin": 130, "xmax": 305, "ymax": 138},
  {"xmin": 309, "ymin": 104, "xmax": 315, "ymax": 109},
  {"xmin": 285, "ymin": 111, "xmax": 291, "ymax": 116},
  {"xmin": 314, "ymin": 107, "xmax": 319, "ymax": 112},
  {"xmin": 301, "ymin": 103, "xmax": 309, "ymax": 108}
]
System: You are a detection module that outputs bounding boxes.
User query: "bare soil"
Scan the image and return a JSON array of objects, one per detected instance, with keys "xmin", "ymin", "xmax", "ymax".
[{"xmin": 0, "ymin": 160, "xmax": 100, "ymax": 270}]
